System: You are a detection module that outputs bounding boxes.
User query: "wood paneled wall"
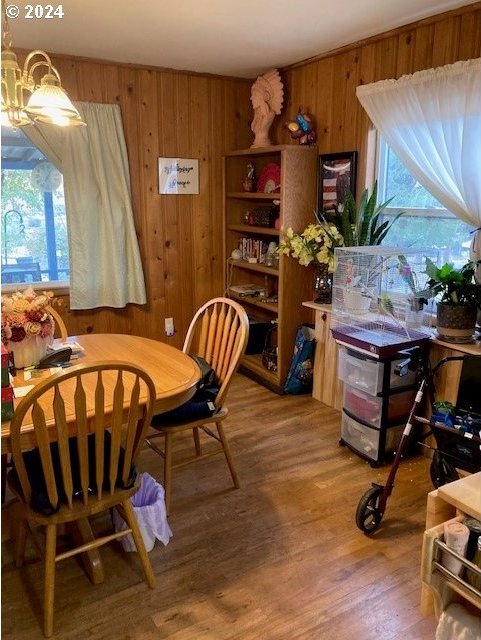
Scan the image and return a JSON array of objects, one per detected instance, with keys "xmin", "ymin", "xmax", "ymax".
[
  {"xmin": 272, "ymin": 2, "xmax": 481, "ymax": 191},
  {"xmin": 27, "ymin": 2, "xmax": 480, "ymax": 345}
]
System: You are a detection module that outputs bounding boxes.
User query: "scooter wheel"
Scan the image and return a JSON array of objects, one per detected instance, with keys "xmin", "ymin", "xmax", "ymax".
[{"xmin": 356, "ymin": 486, "xmax": 383, "ymax": 534}]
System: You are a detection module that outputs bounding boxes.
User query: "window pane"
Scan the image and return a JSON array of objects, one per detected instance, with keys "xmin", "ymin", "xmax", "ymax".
[
  {"xmin": 1, "ymin": 127, "xmax": 69, "ymax": 286},
  {"xmin": 377, "ymin": 138, "xmax": 473, "ymax": 267}
]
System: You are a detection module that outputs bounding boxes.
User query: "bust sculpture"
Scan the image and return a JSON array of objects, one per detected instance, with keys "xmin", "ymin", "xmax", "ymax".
[{"xmin": 250, "ymin": 69, "xmax": 284, "ymax": 148}]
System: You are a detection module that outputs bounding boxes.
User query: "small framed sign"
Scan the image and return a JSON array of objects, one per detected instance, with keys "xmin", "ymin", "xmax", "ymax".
[
  {"xmin": 318, "ymin": 151, "xmax": 357, "ymax": 218},
  {"xmin": 158, "ymin": 157, "xmax": 199, "ymax": 195}
]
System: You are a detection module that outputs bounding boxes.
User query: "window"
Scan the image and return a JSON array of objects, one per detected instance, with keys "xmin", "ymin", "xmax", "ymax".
[
  {"xmin": 376, "ymin": 137, "xmax": 473, "ymax": 267},
  {"xmin": 1, "ymin": 126, "xmax": 69, "ymax": 287}
]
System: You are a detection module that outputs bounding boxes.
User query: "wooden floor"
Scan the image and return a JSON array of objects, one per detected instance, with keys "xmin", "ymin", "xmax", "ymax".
[{"xmin": 1, "ymin": 373, "xmax": 437, "ymax": 639}]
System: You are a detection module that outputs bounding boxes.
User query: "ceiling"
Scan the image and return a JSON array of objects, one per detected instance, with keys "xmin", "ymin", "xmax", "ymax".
[{"xmin": 6, "ymin": 0, "xmax": 472, "ymax": 78}]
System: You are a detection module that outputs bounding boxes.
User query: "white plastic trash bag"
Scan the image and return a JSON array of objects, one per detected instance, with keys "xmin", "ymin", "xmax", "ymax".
[{"xmin": 112, "ymin": 472, "xmax": 172, "ymax": 552}]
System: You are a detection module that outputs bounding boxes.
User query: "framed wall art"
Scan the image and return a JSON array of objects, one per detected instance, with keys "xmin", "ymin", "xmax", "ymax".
[
  {"xmin": 318, "ymin": 151, "xmax": 357, "ymax": 218},
  {"xmin": 158, "ymin": 157, "xmax": 199, "ymax": 195}
]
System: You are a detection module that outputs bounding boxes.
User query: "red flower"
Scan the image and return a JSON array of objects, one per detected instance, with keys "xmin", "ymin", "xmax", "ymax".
[{"xmin": 9, "ymin": 326, "xmax": 26, "ymax": 342}]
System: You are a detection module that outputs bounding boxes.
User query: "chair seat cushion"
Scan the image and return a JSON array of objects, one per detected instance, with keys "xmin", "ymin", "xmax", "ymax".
[
  {"xmin": 151, "ymin": 354, "xmax": 219, "ymax": 427},
  {"xmin": 151, "ymin": 392, "xmax": 218, "ymax": 427},
  {"xmin": 9, "ymin": 432, "xmax": 137, "ymax": 516}
]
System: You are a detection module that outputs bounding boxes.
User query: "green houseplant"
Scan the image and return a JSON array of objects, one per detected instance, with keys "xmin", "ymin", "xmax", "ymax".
[
  {"xmin": 330, "ymin": 180, "xmax": 404, "ymax": 247},
  {"xmin": 425, "ymin": 258, "xmax": 481, "ymax": 343}
]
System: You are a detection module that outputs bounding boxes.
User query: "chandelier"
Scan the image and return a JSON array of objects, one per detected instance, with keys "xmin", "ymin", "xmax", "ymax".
[{"xmin": 1, "ymin": 2, "xmax": 84, "ymax": 128}]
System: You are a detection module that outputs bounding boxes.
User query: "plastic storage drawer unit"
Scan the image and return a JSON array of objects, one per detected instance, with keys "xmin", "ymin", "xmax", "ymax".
[
  {"xmin": 343, "ymin": 384, "xmax": 416, "ymax": 428},
  {"xmin": 341, "ymin": 410, "xmax": 404, "ymax": 463},
  {"xmin": 338, "ymin": 346, "xmax": 417, "ymax": 395}
]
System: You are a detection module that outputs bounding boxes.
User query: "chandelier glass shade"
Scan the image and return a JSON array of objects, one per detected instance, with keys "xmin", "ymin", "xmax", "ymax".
[{"xmin": 1, "ymin": 4, "xmax": 84, "ymax": 128}]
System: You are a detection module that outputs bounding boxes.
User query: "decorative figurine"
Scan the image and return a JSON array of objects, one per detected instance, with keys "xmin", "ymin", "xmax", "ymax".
[
  {"xmin": 243, "ymin": 162, "xmax": 256, "ymax": 192},
  {"xmin": 285, "ymin": 108, "xmax": 317, "ymax": 145},
  {"xmin": 250, "ymin": 69, "xmax": 284, "ymax": 148}
]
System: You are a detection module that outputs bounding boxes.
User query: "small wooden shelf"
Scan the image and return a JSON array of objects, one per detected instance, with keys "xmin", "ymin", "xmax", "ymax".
[
  {"xmin": 227, "ymin": 192, "xmax": 280, "ymax": 200},
  {"xmin": 227, "ymin": 224, "xmax": 279, "ymax": 237},
  {"xmin": 228, "ymin": 292, "xmax": 278, "ymax": 314},
  {"xmin": 240, "ymin": 354, "xmax": 279, "ymax": 386},
  {"xmin": 228, "ymin": 258, "xmax": 278, "ymax": 276}
]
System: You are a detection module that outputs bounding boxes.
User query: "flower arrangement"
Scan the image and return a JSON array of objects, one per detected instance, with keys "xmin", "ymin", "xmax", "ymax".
[
  {"xmin": 1, "ymin": 287, "xmax": 55, "ymax": 345},
  {"xmin": 279, "ymin": 223, "xmax": 344, "ymax": 272}
]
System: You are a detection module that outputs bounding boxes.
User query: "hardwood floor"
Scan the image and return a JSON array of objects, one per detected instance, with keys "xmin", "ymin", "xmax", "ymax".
[{"xmin": 1, "ymin": 373, "xmax": 437, "ymax": 639}]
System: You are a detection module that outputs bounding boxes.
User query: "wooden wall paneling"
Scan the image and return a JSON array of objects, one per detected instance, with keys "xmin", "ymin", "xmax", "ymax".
[
  {"xmin": 173, "ymin": 73, "xmax": 195, "ymax": 334},
  {"xmin": 396, "ymin": 29, "xmax": 416, "ymax": 77},
  {"xmin": 431, "ymin": 15, "xmax": 461, "ymax": 68},
  {"xmin": 314, "ymin": 58, "xmax": 334, "ymax": 155},
  {"xmin": 458, "ymin": 9, "xmax": 481, "ymax": 60},
  {"xmin": 329, "ymin": 53, "xmax": 350, "ymax": 152},
  {"xmin": 118, "ymin": 67, "xmax": 147, "ymax": 338},
  {"xmin": 136, "ymin": 69, "xmax": 163, "ymax": 338},
  {"xmin": 158, "ymin": 72, "xmax": 187, "ymax": 347},
  {"xmin": 232, "ymin": 81, "xmax": 253, "ymax": 151},
  {"xmin": 101, "ymin": 64, "xmax": 122, "ymax": 105},
  {"xmin": 412, "ymin": 24, "xmax": 435, "ymax": 72},
  {"xmin": 208, "ymin": 78, "xmax": 227, "ymax": 297},
  {"xmin": 339, "ymin": 49, "xmax": 361, "ymax": 152},
  {"xmin": 77, "ymin": 61, "xmax": 106, "ymax": 102},
  {"xmin": 374, "ymin": 35, "xmax": 399, "ymax": 82}
]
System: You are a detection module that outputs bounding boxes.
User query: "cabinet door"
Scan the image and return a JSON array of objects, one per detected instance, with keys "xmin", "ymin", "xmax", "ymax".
[{"xmin": 312, "ymin": 310, "xmax": 342, "ymax": 410}]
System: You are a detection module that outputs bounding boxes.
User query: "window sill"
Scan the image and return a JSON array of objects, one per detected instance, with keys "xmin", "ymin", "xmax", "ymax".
[{"xmin": 1, "ymin": 281, "xmax": 70, "ymax": 297}]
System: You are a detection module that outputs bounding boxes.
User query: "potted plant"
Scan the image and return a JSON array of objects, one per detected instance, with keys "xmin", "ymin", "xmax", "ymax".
[
  {"xmin": 425, "ymin": 258, "xmax": 481, "ymax": 343},
  {"xmin": 324, "ymin": 180, "xmax": 404, "ymax": 247}
]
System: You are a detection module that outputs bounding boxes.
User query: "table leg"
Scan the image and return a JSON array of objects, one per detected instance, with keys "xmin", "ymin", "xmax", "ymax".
[{"xmin": 67, "ymin": 518, "xmax": 105, "ymax": 585}]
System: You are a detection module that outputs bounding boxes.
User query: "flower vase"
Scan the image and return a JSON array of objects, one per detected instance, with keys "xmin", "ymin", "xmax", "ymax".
[
  {"xmin": 313, "ymin": 263, "xmax": 333, "ymax": 304},
  {"xmin": 7, "ymin": 335, "xmax": 51, "ymax": 369}
]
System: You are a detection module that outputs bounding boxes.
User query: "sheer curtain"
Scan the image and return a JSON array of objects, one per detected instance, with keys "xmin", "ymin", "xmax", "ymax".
[
  {"xmin": 25, "ymin": 103, "xmax": 147, "ymax": 309},
  {"xmin": 356, "ymin": 59, "xmax": 481, "ymax": 277}
]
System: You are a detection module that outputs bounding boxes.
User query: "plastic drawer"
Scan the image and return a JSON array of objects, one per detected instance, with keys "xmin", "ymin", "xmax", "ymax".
[
  {"xmin": 341, "ymin": 411, "xmax": 404, "ymax": 462},
  {"xmin": 338, "ymin": 346, "xmax": 417, "ymax": 395},
  {"xmin": 343, "ymin": 385, "xmax": 382, "ymax": 426},
  {"xmin": 343, "ymin": 385, "xmax": 416, "ymax": 427}
]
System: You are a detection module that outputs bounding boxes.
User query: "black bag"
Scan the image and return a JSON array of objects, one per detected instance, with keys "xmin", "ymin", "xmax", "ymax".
[
  {"xmin": 262, "ymin": 323, "xmax": 278, "ymax": 372},
  {"xmin": 151, "ymin": 355, "xmax": 220, "ymax": 426},
  {"xmin": 284, "ymin": 325, "xmax": 316, "ymax": 394}
]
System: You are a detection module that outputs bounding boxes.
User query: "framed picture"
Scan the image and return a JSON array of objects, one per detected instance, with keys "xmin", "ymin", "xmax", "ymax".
[
  {"xmin": 158, "ymin": 157, "xmax": 199, "ymax": 194},
  {"xmin": 318, "ymin": 151, "xmax": 357, "ymax": 218}
]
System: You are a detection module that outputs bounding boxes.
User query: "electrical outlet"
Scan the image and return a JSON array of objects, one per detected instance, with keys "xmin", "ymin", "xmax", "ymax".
[{"xmin": 164, "ymin": 317, "xmax": 175, "ymax": 337}]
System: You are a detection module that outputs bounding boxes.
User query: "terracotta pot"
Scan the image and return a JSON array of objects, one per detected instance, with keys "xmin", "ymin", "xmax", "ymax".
[{"xmin": 436, "ymin": 303, "xmax": 477, "ymax": 343}]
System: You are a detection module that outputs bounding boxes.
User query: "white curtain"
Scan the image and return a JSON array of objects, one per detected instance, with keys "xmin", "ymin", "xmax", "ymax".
[
  {"xmin": 357, "ymin": 58, "xmax": 481, "ymax": 265},
  {"xmin": 25, "ymin": 103, "xmax": 147, "ymax": 309}
]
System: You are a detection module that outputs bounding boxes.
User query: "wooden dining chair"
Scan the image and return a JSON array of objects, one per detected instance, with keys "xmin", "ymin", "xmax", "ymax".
[
  {"xmin": 7, "ymin": 361, "xmax": 157, "ymax": 637},
  {"xmin": 146, "ymin": 297, "xmax": 249, "ymax": 513},
  {"xmin": 45, "ymin": 305, "xmax": 68, "ymax": 341}
]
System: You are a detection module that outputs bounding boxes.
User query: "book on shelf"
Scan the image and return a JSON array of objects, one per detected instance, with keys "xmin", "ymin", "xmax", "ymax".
[{"xmin": 229, "ymin": 284, "xmax": 265, "ymax": 297}]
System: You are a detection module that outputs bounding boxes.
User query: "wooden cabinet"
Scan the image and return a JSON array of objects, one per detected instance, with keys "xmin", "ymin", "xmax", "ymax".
[
  {"xmin": 303, "ymin": 303, "xmax": 342, "ymax": 409},
  {"xmin": 224, "ymin": 145, "xmax": 318, "ymax": 392},
  {"xmin": 421, "ymin": 473, "xmax": 481, "ymax": 617}
]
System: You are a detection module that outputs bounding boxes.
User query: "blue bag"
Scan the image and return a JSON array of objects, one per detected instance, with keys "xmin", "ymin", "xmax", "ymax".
[{"xmin": 284, "ymin": 325, "xmax": 316, "ymax": 394}]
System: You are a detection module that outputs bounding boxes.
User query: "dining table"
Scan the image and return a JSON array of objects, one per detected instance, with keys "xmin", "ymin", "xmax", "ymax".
[{"xmin": 2, "ymin": 333, "xmax": 201, "ymax": 584}]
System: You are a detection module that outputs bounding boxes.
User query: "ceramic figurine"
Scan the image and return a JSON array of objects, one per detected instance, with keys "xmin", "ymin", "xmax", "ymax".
[
  {"xmin": 250, "ymin": 69, "xmax": 284, "ymax": 148},
  {"xmin": 285, "ymin": 108, "xmax": 317, "ymax": 145},
  {"xmin": 243, "ymin": 162, "xmax": 256, "ymax": 191}
]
